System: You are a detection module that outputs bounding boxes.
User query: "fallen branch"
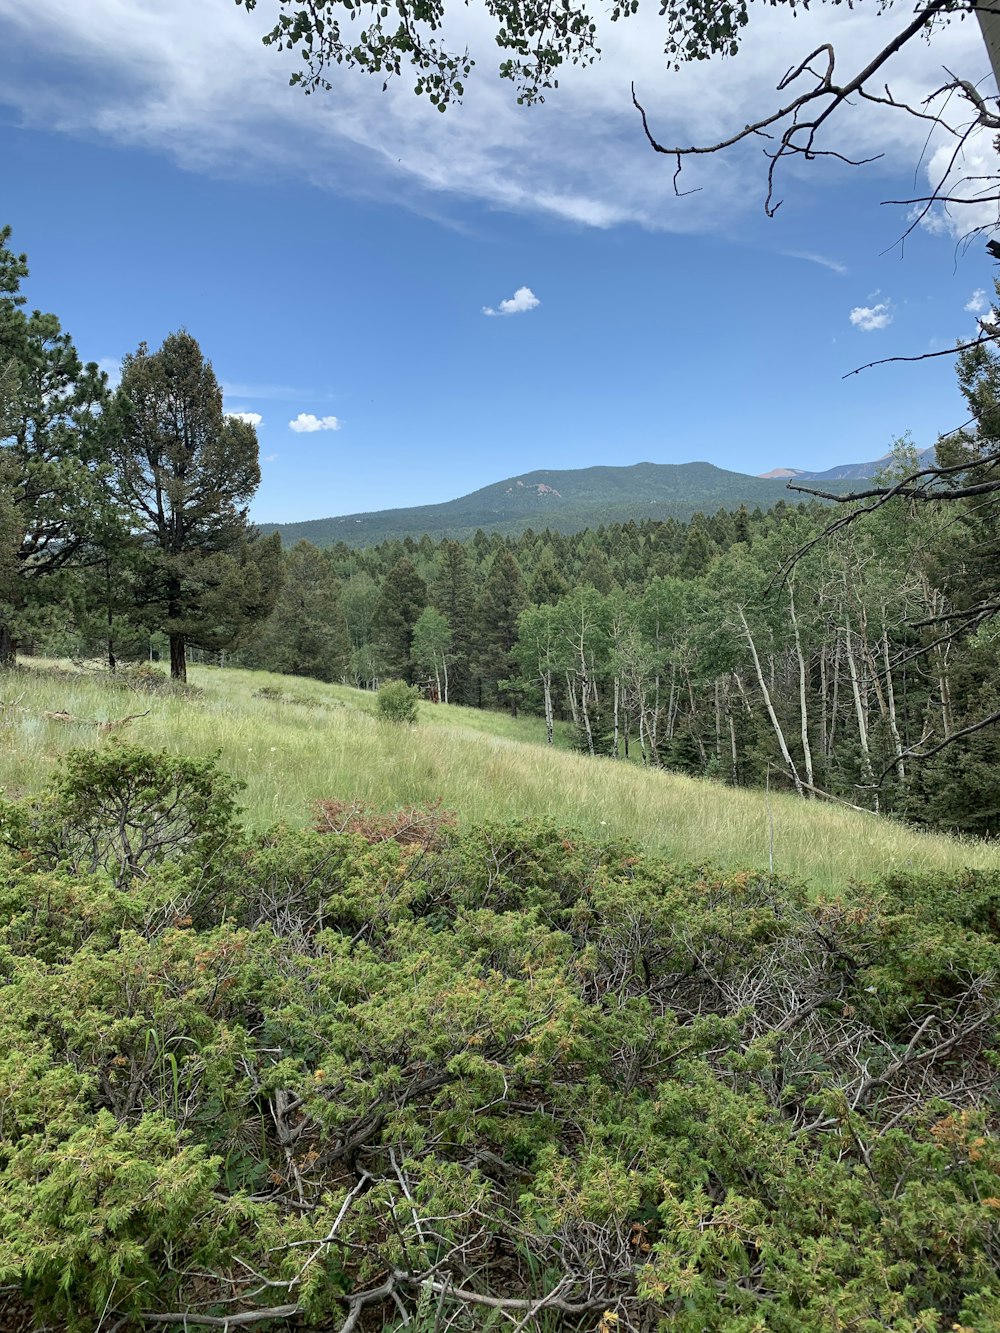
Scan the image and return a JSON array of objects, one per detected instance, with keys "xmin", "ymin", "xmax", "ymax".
[{"xmin": 42, "ymin": 708, "xmax": 149, "ymax": 731}]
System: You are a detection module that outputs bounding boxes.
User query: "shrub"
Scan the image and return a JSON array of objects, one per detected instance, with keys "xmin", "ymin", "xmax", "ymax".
[
  {"xmin": 2, "ymin": 743, "xmax": 243, "ymax": 887},
  {"xmin": 376, "ymin": 679, "xmax": 420, "ymax": 724}
]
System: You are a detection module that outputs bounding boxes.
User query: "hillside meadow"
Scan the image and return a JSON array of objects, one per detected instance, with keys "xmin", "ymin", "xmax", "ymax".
[{"xmin": 1, "ymin": 659, "xmax": 997, "ymax": 892}]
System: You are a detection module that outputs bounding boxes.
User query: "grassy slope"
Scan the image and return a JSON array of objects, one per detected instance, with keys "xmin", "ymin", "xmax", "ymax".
[{"xmin": 2, "ymin": 661, "xmax": 997, "ymax": 892}]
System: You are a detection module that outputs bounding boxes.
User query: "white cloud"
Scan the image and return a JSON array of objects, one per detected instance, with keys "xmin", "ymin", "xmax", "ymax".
[
  {"xmin": 0, "ymin": 0, "xmax": 993, "ymax": 234},
  {"xmin": 965, "ymin": 288, "xmax": 988, "ymax": 313},
  {"xmin": 913, "ymin": 129, "xmax": 1000, "ymax": 241},
  {"xmin": 483, "ymin": 285, "xmax": 540, "ymax": 317},
  {"xmin": 227, "ymin": 410, "xmax": 263, "ymax": 427},
  {"xmin": 785, "ymin": 251, "xmax": 847, "ymax": 275},
  {"xmin": 289, "ymin": 413, "xmax": 342, "ymax": 433},
  {"xmin": 262, "ymin": 453, "xmax": 279, "ymax": 463},
  {"xmin": 849, "ymin": 302, "xmax": 893, "ymax": 331}
]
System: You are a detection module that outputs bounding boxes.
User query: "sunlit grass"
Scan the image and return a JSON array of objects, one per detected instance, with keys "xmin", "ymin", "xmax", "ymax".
[{"xmin": 2, "ymin": 658, "xmax": 997, "ymax": 892}]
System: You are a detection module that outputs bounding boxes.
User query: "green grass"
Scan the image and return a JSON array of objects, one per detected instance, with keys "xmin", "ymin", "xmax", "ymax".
[{"xmin": 2, "ymin": 659, "xmax": 998, "ymax": 892}]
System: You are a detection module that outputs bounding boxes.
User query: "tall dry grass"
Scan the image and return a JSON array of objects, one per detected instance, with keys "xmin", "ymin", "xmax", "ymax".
[{"xmin": 1, "ymin": 659, "xmax": 996, "ymax": 891}]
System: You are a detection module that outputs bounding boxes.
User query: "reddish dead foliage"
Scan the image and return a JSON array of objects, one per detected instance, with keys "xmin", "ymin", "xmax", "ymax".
[{"xmin": 313, "ymin": 798, "xmax": 457, "ymax": 851}]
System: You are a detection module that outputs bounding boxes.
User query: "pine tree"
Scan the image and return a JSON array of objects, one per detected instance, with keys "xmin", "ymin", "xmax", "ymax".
[
  {"xmin": 112, "ymin": 331, "xmax": 279, "ymax": 681},
  {"xmin": 252, "ymin": 541, "xmax": 350, "ymax": 681},
  {"xmin": 0, "ymin": 227, "xmax": 112, "ymax": 663},
  {"xmin": 430, "ymin": 540, "xmax": 476, "ymax": 703},
  {"xmin": 527, "ymin": 545, "xmax": 569, "ymax": 605},
  {"xmin": 373, "ymin": 556, "xmax": 427, "ymax": 681},
  {"xmin": 474, "ymin": 547, "xmax": 527, "ymax": 707}
]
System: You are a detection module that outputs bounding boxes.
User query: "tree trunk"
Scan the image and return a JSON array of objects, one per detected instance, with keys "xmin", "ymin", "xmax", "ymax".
[
  {"xmin": 169, "ymin": 633, "xmax": 187, "ymax": 683},
  {"xmin": 542, "ymin": 673, "xmax": 554, "ymax": 745},
  {"xmin": 788, "ymin": 578, "xmax": 815, "ymax": 794},
  {"xmin": 579, "ymin": 675, "xmax": 595, "ymax": 756},
  {"xmin": 565, "ymin": 671, "xmax": 579, "ymax": 727},
  {"xmin": 612, "ymin": 675, "xmax": 620, "ymax": 759},
  {"xmin": 684, "ymin": 666, "xmax": 707, "ymax": 765},
  {"xmin": 737, "ymin": 607, "xmax": 804, "ymax": 797},
  {"xmin": 0, "ymin": 622, "xmax": 15, "ymax": 668},
  {"xmin": 976, "ymin": 4, "xmax": 1000, "ymax": 86},
  {"xmin": 882, "ymin": 631, "xmax": 906, "ymax": 785},
  {"xmin": 729, "ymin": 710, "xmax": 739, "ymax": 786},
  {"xmin": 105, "ymin": 557, "xmax": 117, "ymax": 672},
  {"xmin": 842, "ymin": 618, "xmax": 876, "ymax": 805},
  {"xmin": 442, "ymin": 656, "xmax": 449, "ymax": 704},
  {"xmin": 830, "ymin": 635, "xmax": 842, "ymax": 757}
]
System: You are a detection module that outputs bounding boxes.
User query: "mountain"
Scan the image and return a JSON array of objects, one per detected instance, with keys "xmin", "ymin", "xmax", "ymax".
[
  {"xmin": 758, "ymin": 446, "xmax": 937, "ymax": 483},
  {"xmin": 258, "ymin": 461, "xmax": 844, "ymax": 549}
]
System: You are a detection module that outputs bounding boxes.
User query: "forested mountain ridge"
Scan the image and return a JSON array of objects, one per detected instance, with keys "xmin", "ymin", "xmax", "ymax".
[{"xmin": 260, "ymin": 460, "xmax": 852, "ymax": 548}]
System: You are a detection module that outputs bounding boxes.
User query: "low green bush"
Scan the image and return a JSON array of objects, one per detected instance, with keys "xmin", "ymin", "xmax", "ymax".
[
  {"xmin": 377, "ymin": 678, "xmax": 420, "ymax": 724},
  {"xmin": 1, "ymin": 745, "xmax": 999, "ymax": 1330}
]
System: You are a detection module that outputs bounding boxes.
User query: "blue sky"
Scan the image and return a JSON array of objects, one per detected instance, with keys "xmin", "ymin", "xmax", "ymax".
[{"xmin": 1, "ymin": 0, "xmax": 997, "ymax": 522}]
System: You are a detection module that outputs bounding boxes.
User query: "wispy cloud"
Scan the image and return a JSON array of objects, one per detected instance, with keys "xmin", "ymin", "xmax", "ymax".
[
  {"xmin": 0, "ymin": 0, "xmax": 991, "ymax": 234},
  {"xmin": 262, "ymin": 453, "xmax": 279, "ymax": 463},
  {"xmin": 227, "ymin": 410, "xmax": 263, "ymax": 427},
  {"xmin": 483, "ymin": 286, "xmax": 540, "ymax": 317},
  {"xmin": 965, "ymin": 288, "xmax": 988, "ymax": 313},
  {"xmin": 849, "ymin": 301, "xmax": 892, "ymax": 331},
  {"xmin": 785, "ymin": 251, "xmax": 847, "ymax": 275},
  {"xmin": 220, "ymin": 379, "xmax": 319, "ymax": 401},
  {"xmin": 289, "ymin": 413, "xmax": 342, "ymax": 433}
]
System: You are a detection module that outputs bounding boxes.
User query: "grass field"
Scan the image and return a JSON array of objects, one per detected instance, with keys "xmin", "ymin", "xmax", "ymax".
[{"xmin": 2, "ymin": 659, "xmax": 997, "ymax": 892}]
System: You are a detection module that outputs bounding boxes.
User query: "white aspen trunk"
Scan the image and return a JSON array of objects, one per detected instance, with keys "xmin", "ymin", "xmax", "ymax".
[
  {"xmin": 843, "ymin": 618, "xmax": 877, "ymax": 805},
  {"xmin": 645, "ymin": 708, "xmax": 661, "ymax": 766},
  {"xmin": 863, "ymin": 638, "xmax": 888, "ymax": 719},
  {"xmin": 612, "ymin": 675, "xmax": 620, "ymax": 759},
  {"xmin": 579, "ymin": 675, "xmax": 595, "ymax": 756},
  {"xmin": 882, "ymin": 631, "xmax": 906, "ymax": 784},
  {"xmin": 733, "ymin": 671, "xmax": 753, "ymax": 715},
  {"xmin": 829, "ymin": 635, "xmax": 841, "ymax": 758},
  {"xmin": 637, "ymin": 712, "xmax": 649, "ymax": 765},
  {"xmin": 819, "ymin": 646, "xmax": 829, "ymax": 762},
  {"xmin": 788, "ymin": 578, "xmax": 815, "ymax": 794},
  {"xmin": 666, "ymin": 664, "xmax": 677, "ymax": 742},
  {"xmin": 565, "ymin": 672, "xmax": 579, "ymax": 727},
  {"xmin": 729, "ymin": 710, "xmax": 739, "ymax": 786},
  {"xmin": 542, "ymin": 673, "xmax": 554, "ymax": 746},
  {"xmin": 938, "ymin": 640, "xmax": 954, "ymax": 739},
  {"xmin": 713, "ymin": 678, "xmax": 722, "ymax": 763},
  {"xmin": 442, "ymin": 656, "xmax": 449, "ymax": 704},
  {"xmin": 685, "ymin": 666, "xmax": 707, "ymax": 765},
  {"xmin": 434, "ymin": 664, "xmax": 442, "ymax": 701},
  {"xmin": 737, "ymin": 607, "xmax": 804, "ymax": 797}
]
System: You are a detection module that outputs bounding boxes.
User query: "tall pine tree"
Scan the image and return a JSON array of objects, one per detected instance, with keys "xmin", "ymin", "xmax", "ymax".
[
  {"xmin": 112, "ymin": 331, "xmax": 280, "ymax": 681},
  {"xmin": 251, "ymin": 540, "xmax": 350, "ymax": 681},
  {"xmin": 0, "ymin": 227, "xmax": 112, "ymax": 663},
  {"xmin": 473, "ymin": 546, "xmax": 527, "ymax": 707},
  {"xmin": 373, "ymin": 556, "xmax": 427, "ymax": 682}
]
